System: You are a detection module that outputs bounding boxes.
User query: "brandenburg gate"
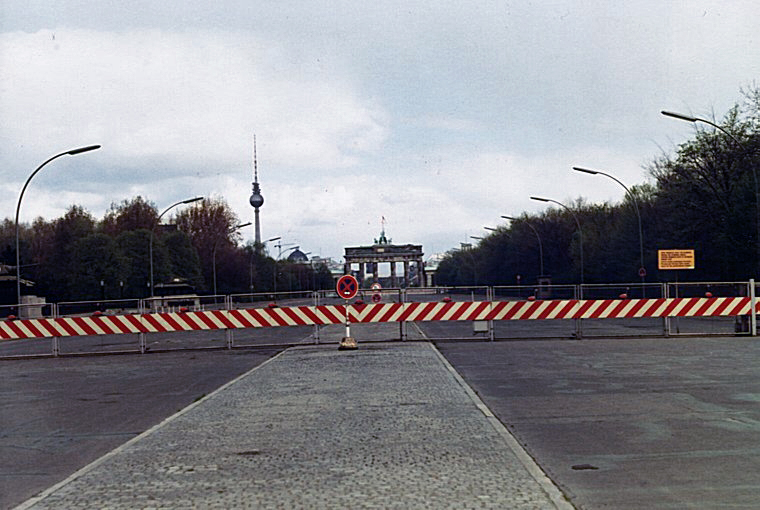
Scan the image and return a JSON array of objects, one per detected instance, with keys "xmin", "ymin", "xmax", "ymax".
[{"xmin": 344, "ymin": 230, "xmax": 425, "ymax": 288}]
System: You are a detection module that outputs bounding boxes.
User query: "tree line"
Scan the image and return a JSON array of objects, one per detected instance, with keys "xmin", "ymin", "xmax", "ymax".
[
  {"xmin": 1, "ymin": 196, "xmax": 333, "ymax": 302},
  {"xmin": 437, "ymin": 87, "xmax": 760, "ymax": 287}
]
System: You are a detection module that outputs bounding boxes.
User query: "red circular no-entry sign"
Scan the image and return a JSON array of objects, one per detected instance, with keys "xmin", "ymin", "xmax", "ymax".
[{"xmin": 336, "ymin": 274, "xmax": 359, "ymax": 300}]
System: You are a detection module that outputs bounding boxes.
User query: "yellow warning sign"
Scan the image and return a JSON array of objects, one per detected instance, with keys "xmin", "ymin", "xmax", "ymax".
[{"xmin": 658, "ymin": 249, "xmax": 695, "ymax": 270}]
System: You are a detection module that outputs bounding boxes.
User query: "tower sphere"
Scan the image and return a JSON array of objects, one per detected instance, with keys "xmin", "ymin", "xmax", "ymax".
[{"xmin": 250, "ymin": 192, "xmax": 264, "ymax": 208}]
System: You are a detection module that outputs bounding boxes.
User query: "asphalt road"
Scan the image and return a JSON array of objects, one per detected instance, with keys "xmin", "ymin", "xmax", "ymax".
[{"xmin": 432, "ymin": 334, "xmax": 760, "ymax": 509}]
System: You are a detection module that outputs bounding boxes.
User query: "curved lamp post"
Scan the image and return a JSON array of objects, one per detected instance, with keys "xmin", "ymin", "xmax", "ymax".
[
  {"xmin": 502, "ymin": 215, "xmax": 544, "ymax": 277},
  {"xmin": 15, "ymin": 145, "xmax": 101, "ymax": 307},
  {"xmin": 531, "ymin": 196, "xmax": 584, "ymax": 295},
  {"xmin": 149, "ymin": 196, "xmax": 204, "ymax": 296},
  {"xmin": 250, "ymin": 236, "xmax": 281, "ymax": 291},
  {"xmin": 272, "ymin": 242, "xmax": 298, "ymax": 298},
  {"xmin": 213, "ymin": 222, "xmax": 251, "ymax": 295},
  {"xmin": 264, "ymin": 236, "xmax": 281, "ymax": 252},
  {"xmin": 662, "ymin": 110, "xmax": 759, "ymax": 275},
  {"xmin": 572, "ymin": 167, "xmax": 645, "ymax": 285}
]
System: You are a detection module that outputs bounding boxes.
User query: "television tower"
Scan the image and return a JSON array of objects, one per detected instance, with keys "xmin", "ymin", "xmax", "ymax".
[{"xmin": 249, "ymin": 135, "xmax": 264, "ymax": 247}]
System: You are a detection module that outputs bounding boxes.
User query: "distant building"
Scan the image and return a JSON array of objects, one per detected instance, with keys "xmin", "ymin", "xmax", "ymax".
[
  {"xmin": 287, "ymin": 248, "xmax": 309, "ymax": 263},
  {"xmin": 344, "ymin": 225, "xmax": 424, "ymax": 288},
  {"xmin": 424, "ymin": 253, "xmax": 446, "ymax": 287},
  {"xmin": 310, "ymin": 256, "xmax": 345, "ymax": 281}
]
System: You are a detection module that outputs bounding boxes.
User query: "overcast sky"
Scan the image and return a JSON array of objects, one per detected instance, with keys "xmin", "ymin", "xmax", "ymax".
[{"xmin": 1, "ymin": 1, "xmax": 758, "ymax": 261}]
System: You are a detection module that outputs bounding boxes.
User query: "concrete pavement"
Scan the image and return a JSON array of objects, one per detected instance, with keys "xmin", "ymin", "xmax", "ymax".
[
  {"xmin": 435, "ymin": 336, "xmax": 760, "ymax": 509},
  {"xmin": 16, "ymin": 342, "xmax": 571, "ymax": 509}
]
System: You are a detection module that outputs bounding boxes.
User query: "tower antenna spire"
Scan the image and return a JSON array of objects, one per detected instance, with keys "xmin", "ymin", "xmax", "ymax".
[{"xmin": 253, "ymin": 134, "xmax": 258, "ymax": 183}]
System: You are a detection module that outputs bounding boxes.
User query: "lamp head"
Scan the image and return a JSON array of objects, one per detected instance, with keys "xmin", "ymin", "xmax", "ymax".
[
  {"xmin": 67, "ymin": 145, "xmax": 101, "ymax": 155},
  {"xmin": 530, "ymin": 196, "xmax": 550, "ymax": 203},
  {"xmin": 661, "ymin": 110, "xmax": 698, "ymax": 123},
  {"xmin": 235, "ymin": 222, "xmax": 253, "ymax": 230},
  {"xmin": 572, "ymin": 166, "xmax": 599, "ymax": 175},
  {"xmin": 183, "ymin": 196, "xmax": 204, "ymax": 204}
]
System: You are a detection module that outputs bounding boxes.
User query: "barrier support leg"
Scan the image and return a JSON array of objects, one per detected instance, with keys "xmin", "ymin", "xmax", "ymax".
[
  {"xmin": 339, "ymin": 302, "xmax": 357, "ymax": 350},
  {"xmin": 52, "ymin": 336, "xmax": 60, "ymax": 357},
  {"xmin": 573, "ymin": 319, "xmax": 583, "ymax": 340},
  {"xmin": 226, "ymin": 329, "xmax": 234, "ymax": 349},
  {"xmin": 751, "ymin": 278, "xmax": 757, "ymax": 337},
  {"xmin": 663, "ymin": 283, "xmax": 671, "ymax": 336},
  {"xmin": 139, "ymin": 332, "xmax": 147, "ymax": 354}
]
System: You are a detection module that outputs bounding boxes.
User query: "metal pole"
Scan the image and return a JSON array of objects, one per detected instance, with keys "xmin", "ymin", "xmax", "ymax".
[
  {"xmin": 502, "ymin": 216, "xmax": 544, "ymax": 276},
  {"xmin": 530, "ymin": 197, "xmax": 584, "ymax": 297},
  {"xmin": 15, "ymin": 145, "xmax": 100, "ymax": 308},
  {"xmin": 572, "ymin": 167, "xmax": 644, "ymax": 289},
  {"xmin": 149, "ymin": 197, "xmax": 203, "ymax": 296},
  {"xmin": 751, "ymin": 278, "xmax": 757, "ymax": 337}
]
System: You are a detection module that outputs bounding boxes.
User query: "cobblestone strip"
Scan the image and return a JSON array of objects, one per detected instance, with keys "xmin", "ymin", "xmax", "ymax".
[
  {"xmin": 429, "ymin": 344, "xmax": 573, "ymax": 510},
  {"xmin": 17, "ymin": 343, "xmax": 572, "ymax": 509}
]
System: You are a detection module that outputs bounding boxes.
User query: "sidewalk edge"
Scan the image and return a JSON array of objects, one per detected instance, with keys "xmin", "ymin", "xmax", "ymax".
[
  {"xmin": 428, "ymin": 342, "xmax": 575, "ymax": 510},
  {"xmin": 14, "ymin": 348, "xmax": 290, "ymax": 510}
]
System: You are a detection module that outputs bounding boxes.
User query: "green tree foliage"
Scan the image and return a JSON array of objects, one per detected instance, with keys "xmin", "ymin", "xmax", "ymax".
[
  {"xmin": 313, "ymin": 263, "xmax": 335, "ymax": 290},
  {"xmin": 33, "ymin": 206, "xmax": 96, "ymax": 301},
  {"xmin": 114, "ymin": 229, "xmax": 153, "ymax": 298},
  {"xmin": 101, "ymin": 196, "xmax": 158, "ymax": 236},
  {"xmin": 164, "ymin": 230, "xmax": 203, "ymax": 289},
  {"xmin": 0, "ymin": 219, "xmax": 16, "ymax": 265},
  {"xmin": 174, "ymin": 197, "xmax": 240, "ymax": 293},
  {"xmin": 4, "ymin": 195, "xmax": 328, "ymax": 303},
  {"xmin": 67, "ymin": 233, "xmax": 126, "ymax": 300}
]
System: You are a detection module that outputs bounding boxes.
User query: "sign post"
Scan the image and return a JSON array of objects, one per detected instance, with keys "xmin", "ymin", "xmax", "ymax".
[
  {"xmin": 336, "ymin": 274, "xmax": 359, "ymax": 349},
  {"xmin": 658, "ymin": 249, "xmax": 696, "ymax": 335}
]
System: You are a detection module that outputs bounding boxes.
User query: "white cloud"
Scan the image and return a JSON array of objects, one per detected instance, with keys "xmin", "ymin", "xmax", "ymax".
[{"xmin": 0, "ymin": 28, "xmax": 388, "ymax": 175}]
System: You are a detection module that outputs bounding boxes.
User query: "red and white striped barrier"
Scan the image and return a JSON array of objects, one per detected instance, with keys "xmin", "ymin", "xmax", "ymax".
[{"xmin": 1, "ymin": 297, "xmax": 756, "ymax": 341}]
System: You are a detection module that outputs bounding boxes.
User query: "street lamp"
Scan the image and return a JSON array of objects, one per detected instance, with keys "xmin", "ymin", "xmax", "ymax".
[
  {"xmin": 149, "ymin": 196, "xmax": 203, "ymax": 296},
  {"xmin": 502, "ymin": 215, "xmax": 544, "ymax": 277},
  {"xmin": 662, "ymin": 109, "xmax": 759, "ymax": 274},
  {"xmin": 250, "ymin": 236, "xmax": 281, "ymax": 291},
  {"xmin": 277, "ymin": 243, "xmax": 298, "ymax": 259},
  {"xmin": 248, "ymin": 236, "xmax": 280, "ymax": 292},
  {"xmin": 15, "ymin": 145, "xmax": 101, "ymax": 307},
  {"xmin": 572, "ymin": 166, "xmax": 645, "ymax": 285},
  {"xmin": 531, "ymin": 196, "xmax": 584, "ymax": 293},
  {"xmin": 213, "ymin": 222, "xmax": 252, "ymax": 295}
]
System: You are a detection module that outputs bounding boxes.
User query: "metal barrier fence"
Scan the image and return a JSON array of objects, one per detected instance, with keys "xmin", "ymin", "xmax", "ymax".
[{"xmin": 1, "ymin": 281, "xmax": 758, "ymax": 357}]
